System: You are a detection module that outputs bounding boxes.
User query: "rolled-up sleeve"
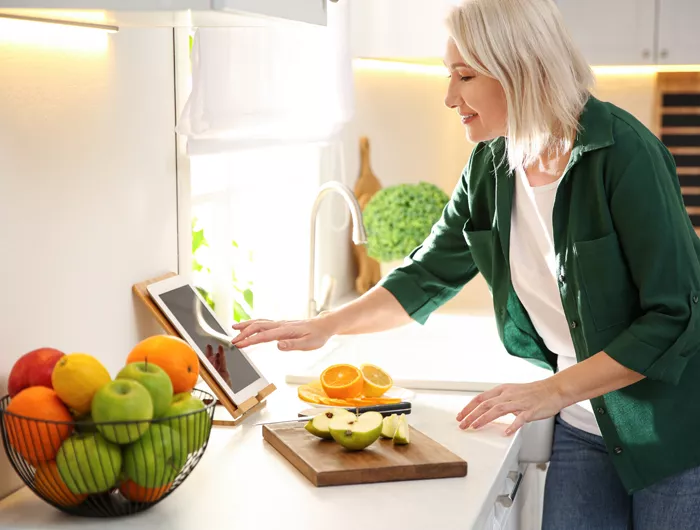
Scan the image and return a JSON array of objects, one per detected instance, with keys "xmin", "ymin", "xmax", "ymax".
[
  {"xmin": 604, "ymin": 144, "xmax": 700, "ymax": 385},
  {"xmin": 378, "ymin": 147, "xmax": 483, "ymax": 324}
]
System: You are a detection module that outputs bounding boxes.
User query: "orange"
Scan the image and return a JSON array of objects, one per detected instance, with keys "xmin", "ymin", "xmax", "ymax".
[
  {"xmin": 127, "ymin": 335, "xmax": 199, "ymax": 394},
  {"xmin": 359, "ymin": 364, "xmax": 393, "ymax": 397},
  {"xmin": 51, "ymin": 353, "xmax": 111, "ymax": 414},
  {"xmin": 5, "ymin": 387, "xmax": 74, "ymax": 465},
  {"xmin": 119, "ymin": 479, "xmax": 172, "ymax": 503},
  {"xmin": 320, "ymin": 364, "xmax": 363, "ymax": 399},
  {"xmin": 34, "ymin": 461, "xmax": 87, "ymax": 507}
]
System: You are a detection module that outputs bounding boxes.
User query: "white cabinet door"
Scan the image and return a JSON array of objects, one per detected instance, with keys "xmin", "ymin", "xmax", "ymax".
[
  {"xmin": 555, "ymin": 0, "xmax": 656, "ymax": 65},
  {"xmin": 351, "ymin": 0, "xmax": 456, "ymax": 59},
  {"xmin": 657, "ymin": 0, "xmax": 700, "ymax": 65},
  {"xmin": 214, "ymin": 0, "xmax": 327, "ymax": 26}
]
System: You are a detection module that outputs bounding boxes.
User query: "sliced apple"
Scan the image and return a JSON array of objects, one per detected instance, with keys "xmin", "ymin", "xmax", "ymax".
[
  {"xmin": 329, "ymin": 411, "xmax": 383, "ymax": 451},
  {"xmin": 381, "ymin": 414, "xmax": 399, "ymax": 439},
  {"xmin": 393, "ymin": 414, "xmax": 410, "ymax": 445},
  {"xmin": 305, "ymin": 408, "xmax": 355, "ymax": 440}
]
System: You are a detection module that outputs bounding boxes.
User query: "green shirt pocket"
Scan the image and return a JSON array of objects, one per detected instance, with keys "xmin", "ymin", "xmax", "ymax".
[
  {"xmin": 463, "ymin": 227, "xmax": 496, "ymax": 286},
  {"xmin": 574, "ymin": 231, "xmax": 638, "ymax": 332}
]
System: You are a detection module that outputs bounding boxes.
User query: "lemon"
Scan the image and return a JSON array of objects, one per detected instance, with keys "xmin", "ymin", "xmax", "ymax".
[
  {"xmin": 359, "ymin": 363, "xmax": 393, "ymax": 398},
  {"xmin": 51, "ymin": 353, "xmax": 111, "ymax": 414}
]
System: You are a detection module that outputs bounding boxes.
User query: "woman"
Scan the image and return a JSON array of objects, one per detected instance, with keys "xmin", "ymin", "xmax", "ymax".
[{"xmin": 232, "ymin": 0, "xmax": 700, "ymax": 527}]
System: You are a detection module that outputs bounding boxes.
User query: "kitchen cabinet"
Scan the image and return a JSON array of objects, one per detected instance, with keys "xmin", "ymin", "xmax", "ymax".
[
  {"xmin": 352, "ymin": 0, "xmax": 700, "ymax": 66},
  {"xmin": 657, "ymin": 0, "xmax": 700, "ymax": 65},
  {"xmin": 0, "ymin": 0, "xmax": 329, "ymax": 27},
  {"xmin": 350, "ymin": 0, "xmax": 458, "ymax": 60},
  {"xmin": 555, "ymin": 0, "xmax": 656, "ymax": 66}
]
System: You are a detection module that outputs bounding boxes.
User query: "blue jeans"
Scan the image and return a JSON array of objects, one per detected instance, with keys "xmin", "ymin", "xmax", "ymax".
[{"xmin": 542, "ymin": 415, "xmax": 700, "ymax": 530}]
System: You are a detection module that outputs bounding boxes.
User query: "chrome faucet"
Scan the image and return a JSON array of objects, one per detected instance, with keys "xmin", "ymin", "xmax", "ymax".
[{"xmin": 308, "ymin": 181, "xmax": 368, "ymax": 318}]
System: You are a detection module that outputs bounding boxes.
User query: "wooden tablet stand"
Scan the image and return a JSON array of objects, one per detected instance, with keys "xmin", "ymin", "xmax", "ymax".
[{"xmin": 133, "ymin": 272, "xmax": 276, "ymax": 427}]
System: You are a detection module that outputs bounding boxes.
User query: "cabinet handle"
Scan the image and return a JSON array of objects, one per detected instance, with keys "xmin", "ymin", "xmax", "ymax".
[
  {"xmin": 642, "ymin": 49, "xmax": 651, "ymax": 59},
  {"xmin": 660, "ymin": 49, "xmax": 669, "ymax": 59},
  {"xmin": 496, "ymin": 471, "xmax": 524, "ymax": 508}
]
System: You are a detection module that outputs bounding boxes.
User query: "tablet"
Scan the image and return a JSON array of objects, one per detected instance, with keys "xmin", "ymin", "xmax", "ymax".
[{"xmin": 146, "ymin": 274, "xmax": 269, "ymax": 406}]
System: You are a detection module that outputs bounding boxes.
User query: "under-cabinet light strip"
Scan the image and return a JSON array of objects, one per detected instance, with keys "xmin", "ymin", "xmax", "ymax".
[{"xmin": 0, "ymin": 13, "xmax": 118, "ymax": 32}]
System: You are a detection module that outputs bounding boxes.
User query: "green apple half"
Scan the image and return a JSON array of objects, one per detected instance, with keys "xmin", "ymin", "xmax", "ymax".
[
  {"xmin": 117, "ymin": 361, "xmax": 173, "ymax": 418},
  {"xmin": 56, "ymin": 432, "xmax": 122, "ymax": 495},
  {"xmin": 329, "ymin": 411, "xmax": 383, "ymax": 451},
  {"xmin": 305, "ymin": 408, "xmax": 356, "ymax": 440},
  {"xmin": 393, "ymin": 414, "xmax": 410, "ymax": 445},
  {"xmin": 92, "ymin": 379, "xmax": 154, "ymax": 445},
  {"xmin": 381, "ymin": 414, "xmax": 399, "ymax": 439},
  {"xmin": 164, "ymin": 392, "xmax": 212, "ymax": 454},
  {"xmin": 123, "ymin": 424, "xmax": 186, "ymax": 488}
]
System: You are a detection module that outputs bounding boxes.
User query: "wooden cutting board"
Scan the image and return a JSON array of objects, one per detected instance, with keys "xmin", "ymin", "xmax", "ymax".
[{"xmin": 262, "ymin": 423, "xmax": 468, "ymax": 487}]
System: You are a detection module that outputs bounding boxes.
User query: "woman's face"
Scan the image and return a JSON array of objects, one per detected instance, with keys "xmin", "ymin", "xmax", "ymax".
[{"xmin": 444, "ymin": 38, "xmax": 508, "ymax": 143}]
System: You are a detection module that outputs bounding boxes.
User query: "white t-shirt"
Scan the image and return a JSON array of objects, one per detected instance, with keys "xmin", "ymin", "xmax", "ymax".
[{"xmin": 509, "ymin": 166, "xmax": 602, "ymax": 437}]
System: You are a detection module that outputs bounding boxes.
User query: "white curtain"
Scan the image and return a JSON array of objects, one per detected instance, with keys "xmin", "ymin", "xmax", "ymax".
[{"xmin": 177, "ymin": 3, "xmax": 354, "ymax": 155}]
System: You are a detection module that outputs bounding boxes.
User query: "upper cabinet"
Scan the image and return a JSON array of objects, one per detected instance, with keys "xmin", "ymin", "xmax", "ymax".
[
  {"xmin": 0, "ymin": 0, "xmax": 329, "ymax": 27},
  {"xmin": 556, "ymin": 0, "xmax": 700, "ymax": 66},
  {"xmin": 556, "ymin": 0, "xmax": 656, "ymax": 65},
  {"xmin": 352, "ymin": 0, "xmax": 700, "ymax": 66},
  {"xmin": 351, "ymin": 0, "xmax": 457, "ymax": 60},
  {"xmin": 657, "ymin": 0, "xmax": 700, "ymax": 65}
]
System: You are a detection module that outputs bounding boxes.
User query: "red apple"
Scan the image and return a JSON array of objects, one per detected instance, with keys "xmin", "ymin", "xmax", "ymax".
[{"xmin": 8, "ymin": 348, "xmax": 65, "ymax": 397}]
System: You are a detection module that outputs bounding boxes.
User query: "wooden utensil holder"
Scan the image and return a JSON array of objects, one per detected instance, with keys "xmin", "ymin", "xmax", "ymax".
[{"xmin": 133, "ymin": 272, "xmax": 276, "ymax": 427}]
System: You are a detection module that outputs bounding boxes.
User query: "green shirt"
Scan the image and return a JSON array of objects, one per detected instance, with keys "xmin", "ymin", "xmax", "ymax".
[{"xmin": 379, "ymin": 95, "xmax": 700, "ymax": 494}]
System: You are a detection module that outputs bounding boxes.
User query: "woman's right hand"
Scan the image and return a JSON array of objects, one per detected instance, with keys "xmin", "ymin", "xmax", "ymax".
[{"xmin": 231, "ymin": 314, "xmax": 338, "ymax": 351}]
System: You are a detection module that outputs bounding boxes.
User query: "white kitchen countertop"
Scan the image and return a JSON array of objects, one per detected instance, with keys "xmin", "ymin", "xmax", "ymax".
[
  {"xmin": 0, "ymin": 315, "xmax": 552, "ymax": 530},
  {"xmin": 0, "ymin": 386, "xmax": 535, "ymax": 530}
]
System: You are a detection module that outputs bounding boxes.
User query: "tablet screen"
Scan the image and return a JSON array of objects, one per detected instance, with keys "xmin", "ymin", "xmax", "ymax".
[{"xmin": 157, "ymin": 285, "xmax": 261, "ymax": 394}]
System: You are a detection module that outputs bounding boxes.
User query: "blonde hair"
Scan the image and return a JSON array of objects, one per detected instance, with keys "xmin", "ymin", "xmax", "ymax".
[{"xmin": 446, "ymin": 0, "xmax": 595, "ymax": 170}]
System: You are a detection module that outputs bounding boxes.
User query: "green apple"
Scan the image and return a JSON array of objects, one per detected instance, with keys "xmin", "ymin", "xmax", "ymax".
[
  {"xmin": 393, "ymin": 414, "xmax": 410, "ymax": 445},
  {"xmin": 381, "ymin": 413, "xmax": 399, "ymax": 439},
  {"xmin": 329, "ymin": 411, "xmax": 383, "ymax": 451},
  {"xmin": 116, "ymin": 361, "xmax": 173, "ymax": 418},
  {"xmin": 305, "ymin": 408, "xmax": 355, "ymax": 440},
  {"xmin": 91, "ymin": 379, "xmax": 154, "ymax": 444},
  {"xmin": 56, "ymin": 432, "xmax": 122, "ymax": 494},
  {"xmin": 123, "ymin": 424, "xmax": 186, "ymax": 488},
  {"xmin": 164, "ymin": 392, "xmax": 212, "ymax": 453}
]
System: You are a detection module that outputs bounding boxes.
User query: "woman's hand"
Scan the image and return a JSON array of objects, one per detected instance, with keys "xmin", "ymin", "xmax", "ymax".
[
  {"xmin": 231, "ymin": 314, "xmax": 338, "ymax": 351},
  {"xmin": 456, "ymin": 379, "xmax": 568, "ymax": 436}
]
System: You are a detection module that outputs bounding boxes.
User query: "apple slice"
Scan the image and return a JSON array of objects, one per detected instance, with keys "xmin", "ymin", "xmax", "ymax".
[
  {"xmin": 329, "ymin": 411, "xmax": 383, "ymax": 451},
  {"xmin": 393, "ymin": 414, "xmax": 410, "ymax": 445},
  {"xmin": 305, "ymin": 408, "xmax": 355, "ymax": 440},
  {"xmin": 381, "ymin": 414, "xmax": 399, "ymax": 439}
]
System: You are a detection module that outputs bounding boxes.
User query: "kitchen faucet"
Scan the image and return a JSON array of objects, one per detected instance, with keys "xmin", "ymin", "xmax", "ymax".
[{"xmin": 308, "ymin": 181, "xmax": 368, "ymax": 318}]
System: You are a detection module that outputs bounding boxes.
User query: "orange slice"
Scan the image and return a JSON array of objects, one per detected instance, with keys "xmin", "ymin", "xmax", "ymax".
[
  {"xmin": 320, "ymin": 364, "xmax": 363, "ymax": 399},
  {"xmin": 359, "ymin": 363, "xmax": 393, "ymax": 397},
  {"xmin": 298, "ymin": 383, "xmax": 325, "ymax": 404}
]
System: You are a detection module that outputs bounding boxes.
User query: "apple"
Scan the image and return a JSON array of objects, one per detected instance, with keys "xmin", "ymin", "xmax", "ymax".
[
  {"xmin": 305, "ymin": 408, "xmax": 355, "ymax": 440},
  {"xmin": 91, "ymin": 379, "xmax": 154, "ymax": 445},
  {"xmin": 75, "ymin": 413, "xmax": 98, "ymax": 433},
  {"xmin": 329, "ymin": 411, "xmax": 383, "ymax": 451},
  {"xmin": 123, "ymin": 424, "xmax": 186, "ymax": 488},
  {"xmin": 380, "ymin": 413, "xmax": 399, "ymax": 439},
  {"xmin": 8, "ymin": 347, "xmax": 65, "ymax": 397},
  {"xmin": 393, "ymin": 414, "xmax": 410, "ymax": 445},
  {"xmin": 56, "ymin": 432, "xmax": 122, "ymax": 495},
  {"xmin": 164, "ymin": 392, "xmax": 212, "ymax": 453},
  {"xmin": 116, "ymin": 361, "xmax": 173, "ymax": 418}
]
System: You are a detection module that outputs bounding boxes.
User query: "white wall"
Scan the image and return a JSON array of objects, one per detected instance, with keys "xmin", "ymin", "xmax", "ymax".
[{"xmin": 0, "ymin": 25, "xmax": 178, "ymax": 500}]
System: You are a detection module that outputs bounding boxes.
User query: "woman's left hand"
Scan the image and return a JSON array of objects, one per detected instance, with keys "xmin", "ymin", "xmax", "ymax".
[{"xmin": 456, "ymin": 379, "xmax": 568, "ymax": 436}]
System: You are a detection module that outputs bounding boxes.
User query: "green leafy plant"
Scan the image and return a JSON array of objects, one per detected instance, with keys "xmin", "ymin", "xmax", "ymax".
[
  {"xmin": 363, "ymin": 182, "xmax": 450, "ymax": 263},
  {"xmin": 191, "ymin": 217, "xmax": 254, "ymax": 322}
]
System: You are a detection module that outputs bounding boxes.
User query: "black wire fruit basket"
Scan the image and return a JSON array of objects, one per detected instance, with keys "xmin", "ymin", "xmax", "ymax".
[{"xmin": 0, "ymin": 388, "xmax": 216, "ymax": 518}]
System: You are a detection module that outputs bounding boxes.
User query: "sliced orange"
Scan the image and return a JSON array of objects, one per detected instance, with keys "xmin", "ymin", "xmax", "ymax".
[
  {"xmin": 320, "ymin": 364, "xmax": 364, "ymax": 399},
  {"xmin": 298, "ymin": 383, "xmax": 326, "ymax": 404},
  {"xmin": 359, "ymin": 364, "xmax": 393, "ymax": 397}
]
